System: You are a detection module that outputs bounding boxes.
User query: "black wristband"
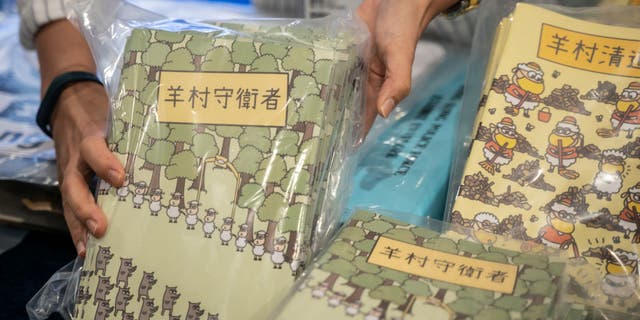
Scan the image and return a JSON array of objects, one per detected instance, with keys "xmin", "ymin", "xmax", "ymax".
[{"xmin": 36, "ymin": 71, "xmax": 103, "ymax": 137}]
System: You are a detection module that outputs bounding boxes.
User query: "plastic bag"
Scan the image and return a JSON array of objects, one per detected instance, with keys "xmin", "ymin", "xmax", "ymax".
[
  {"xmin": 26, "ymin": 0, "xmax": 369, "ymax": 319},
  {"xmin": 272, "ymin": 208, "xmax": 575, "ymax": 319},
  {"xmin": 446, "ymin": 1, "xmax": 640, "ymax": 318}
]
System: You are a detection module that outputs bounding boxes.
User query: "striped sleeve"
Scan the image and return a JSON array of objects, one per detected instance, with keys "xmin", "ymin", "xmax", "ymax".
[{"xmin": 17, "ymin": 0, "xmax": 69, "ymax": 49}]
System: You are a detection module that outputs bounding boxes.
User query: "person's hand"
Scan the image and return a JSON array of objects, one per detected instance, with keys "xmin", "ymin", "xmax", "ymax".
[
  {"xmin": 356, "ymin": 0, "xmax": 459, "ymax": 133},
  {"xmin": 36, "ymin": 20, "xmax": 124, "ymax": 256}
]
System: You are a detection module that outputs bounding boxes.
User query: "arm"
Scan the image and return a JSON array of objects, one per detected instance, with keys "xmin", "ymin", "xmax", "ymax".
[
  {"xmin": 35, "ymin": 20, "xmax": 124, "ymax": 256},
  {"xmin": 356, "ymin": 0, "xmax": 460, "ymax": 134}
]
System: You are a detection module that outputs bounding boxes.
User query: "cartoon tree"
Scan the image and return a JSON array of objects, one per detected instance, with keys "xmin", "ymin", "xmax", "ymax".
[
  {"xmin": 165, "ymin": 150, "xmax": 198, "ymax": 208},
  {"xmin": 185, "ymin": 33, "xmax": 212, "ymax": 71},
  {"xmin": 296, "ymin": 94, "xmax": 324, "ymax": 143},
  {"xmin": 290, "ymin": 75, "xmax": 320, "ymax": 100},
  {"xmin": 141, "ymin": 42, "xmax": 171, "ymax": 81},
  {"xmin": 398, "ymin": 279, "xmax": 432, "ymax": 315},
  {"xmin": 255, "ymin": 155, "xmax": 287, "ymax": 197},
  {"xmin": 297, "ymin": 137, "xmax": 320, "ymax": 181},
  {"xmin": 163, "ymin": 48, "xmax": 195, "ymax": 71},
  {"xmin": 272, "ymin": 130, "xmax": 300, "ymax": 157},
  {"xmin": 189, "ymin": 132, "xmax": 219, "ymax": 191},
  {"xmin": 521, "ymin": 268, "xmax": 555, "ymax": 305},
  {"xmin": 346, "ymin": 273, "xmax": 383, "ymax": 304},
  {"xmin": 258, "ymin": 192, "xmax": 288, "ymax": 253},
  {"xmin": 282, "ymin": 46, "xmax": 315, "ymax": 79},
  {"xmin": 238, "ymin": 127, "xmax": 271, "ymax": 153},
  {"xmin": 361, "ymin": 219, "xmax": 394, "ymax": 240},
  {"xmin": 232, "ymin": 145, "xmax": 263, "ymax": 198},
  {"xmin": 327, "ymin": 239, "xmax": 357, "ymax": 260},
  {"xmin": 154, "ymin": 30, "xmax": 186, "ymax": 50},
  {"xmin": 281, "ymin": 168, "xmax": 311, "ymax": 205},
  {"xmin": 237, "ymin": 183, "xmax": 265, "ymax": 243},
  {"xmin": 124, "ymin": 30, "xmax": 151, "ymax": 67},
  {"xmin": 120, "ymin": 65, "xmax": 148, "ymax": 95},
  {"xmin": 319, "ymin": 258, "xmax": 358, "ymax": 291},
  {"xmin": 431, "ymin": 280, "xmax": 462, "ymax": 304},
  {"xmin": 260, "ymin": 42, "xmax": 288, "ymax": 59},
  {"xmin": 139, "ymin": 81, "xmax": 159, "ymax": 107},
  {"xmin": 385, "ymin": 228, "xmax": 416, "ymax": 244},
  {"xmin": 231, "ymin": 40, "xmax": 258, "ymax": 72},
  {"xmin": 338, "ymin": 227, "xmax": 365, "ymax": 245},
  {"xmin": 250, "ymin": 55, "xmax": 278, "ymax": 72},
  {"xmin": 281, "ymin": 203, "xmax": 307, "ymax": 262},
  {"xmin": 215, "ymin": 126, "xmax": 243, "ymax": 160},
  {"xmin": 201, "ymin": 46, "xmax": 234, "ymax": 72},
  {"xmin": 410, "ymin": 226, "xmax": 441, "ymax": 246},
  {"xmin": 114, "ymin": 95, "xmax": 146, "ymax": 178},
  {"xmin": 144, "ymin": 139, "xmax": 175, "ymax": 194},
  {"xmin": 313, "ymin": 59, "xmax": 333, "ymax": 99},
  {"xmin": 369, "ymin": 285, "xmax": 407, "ymax": 319}
]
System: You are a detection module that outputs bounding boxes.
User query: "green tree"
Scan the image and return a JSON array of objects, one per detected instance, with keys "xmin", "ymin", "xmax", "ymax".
[
  {"xmin": 186, "ymin": 33, "xmax": 212, "ymax": 71},
  {"xmin": 154, "ymin": 30, "xmax": 185, "ymax": 49},
  {"xmin": 144, "ymin": 139, "xmax": 175, "ymax": 194},
  {"xmin": 139, "ymin": 81, "xmax": 159, "ymax": 107},
  {"xmin": 385, "ymin": 228, "xmax": 416, "ymax": 244},
  {"xmin": 255, "ymin": 155, "xmax": 287, "ymax": 197},
  {"xmin": 273, "ymin": 130, "xmax": 300, "ymax": 157},
  {"xmin": 313, "ymin": 59, "xmax": 333, "ymax": 99},
  {"xmin": 163, "ymin": 48, "xmax": 195, "ymax": 71},
  {"xmin": 258, "ymin": 192, "xmax": 288, "ymax": 253},
  {"xmin": 250, "ymin": 55, "xmax": 278, "ymax": 72},
  {"xmin": 362, "ymin": 219, "xmax": 394, "ymax": 240},
  {"xmin": 290, "ymin": 75, "xmax": 320, "ymax": 100},
  {"xmin": 165, "ymin": 150, "xmax": 198, "ymax": 208},
  {"xmin": 369, "ymin": 285, "xmax": 407, "ymax": 319},
  {"xmin": 142, "ymin": 42, "xmax": 170, "ymax": 81},
  {"xmin": 296, "ymin": 94, "xmax": 324, "ymax": 143},
  {"xmin": 121, "ymin": 65, "xmax": 147, "ymax": 94},
  {"xmin": 280, "ymin": 168, "xmax": 311, "ymax": 205},
  {"xmin": 260, "ymin": 42, "xmax": 288, "ymax": 59},
  {"xmin": 124, "ymin": 29, "xmax": 151, "ymax": 67},
  {"xmin": 424, "ymin": 238, "xmax": 458, "ymax": 254},
  {"xmin": 238, "ymin": 127, "xmax": 271, "ymax": 153},
  {"xmin": 346, "ymin": 273, "xmax": 383, "ymax": 304},
  {"xmin": 232, "ymin": 145, "xmax": 263, "ymax": 197},
  {"xmin": 281, "ymin": 203, "xmax": 307, "ymax": 262},
  {"xmin": 201, "ymin": 46, "xmax": 234, "ymax": 72},
  {"xmin": 319, "ymin": 258, "xmax": 358, "ymax": 291},
  {"xmin": 231, "ymin": 40, "xmax": 258, "ymax": 72},
  {"xmin": 398, "ymin": 279, "xmax": 432, "ymax": 315},
  {"xmin": 296, "ymin": 137, "xmax": 320, "ymax": 181},
  {"xmin": 411, "ymin": 226, "xmax": 440, "ymax": 246},
  {"xmin": 189, "ymin": 132, "xmax": 219, "ymax": 191},
  {"xmin": 215, "ymin": 126, "xmax": 243, "ymax": 159},
  {"xmin": 237, "ymin": 183, "xmax": 265, "ymax": 243},
  {"xmin": 282, "ymin": 46, "xmax": 315, "ymax": 79},
  {"xmin": 338, "ymin": 227, "xmax": 365, "ymax": 244}
]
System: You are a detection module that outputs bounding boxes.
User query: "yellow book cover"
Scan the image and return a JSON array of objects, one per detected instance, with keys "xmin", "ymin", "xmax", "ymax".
[{"xmin": 451, "ymin": 3, "xmax": 640, "ymax": 315}]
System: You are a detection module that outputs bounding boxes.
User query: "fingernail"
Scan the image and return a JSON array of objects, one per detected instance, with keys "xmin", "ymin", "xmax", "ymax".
[
  {"xmin": 108, "ymin": 169, "xmax": 122, "ymax": 184},
  {"xmin": 380, "ymin": 98, "xmax": 395, "ymax": 118},
  {"xmin": 86, "ymin": 219, "xmax": 98, "ymax": 235},
  {"xmin": 76, "ymin": 240, "xmax": 86, "ymax": 256}
]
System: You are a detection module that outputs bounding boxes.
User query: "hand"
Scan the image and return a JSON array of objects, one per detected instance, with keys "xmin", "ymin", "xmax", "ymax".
[
  {"xmin": 356, "ymin": 0, "xmax": 458, "ymax": 133},
  {"xmin": 36, "ymin": 20, "xmax": 124, "ymax": 256}
]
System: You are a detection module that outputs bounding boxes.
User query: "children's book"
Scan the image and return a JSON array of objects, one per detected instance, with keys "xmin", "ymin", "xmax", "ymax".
[
  {"xmin": 73, "ymin": 23, "xmax": 364, "ymax": 320},
  {"xmin": 450, "ymin": 3, "xmax": 640, "ymax": 316}
]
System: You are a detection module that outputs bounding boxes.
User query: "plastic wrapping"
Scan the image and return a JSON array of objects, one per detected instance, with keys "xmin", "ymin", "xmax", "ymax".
[
  {"xmin": 446, "ymin": 1, "xmax": 640, "ymax": 318},
  {"xmin": 28, "ymin": 0, "xmax": 368, "ymax": 319},
  {"xmin": 272, "ymin": 208, "xmax": 574, "ymax": 319}
]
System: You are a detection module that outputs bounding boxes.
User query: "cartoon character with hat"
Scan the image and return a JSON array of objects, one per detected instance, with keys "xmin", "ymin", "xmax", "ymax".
[
  {"xmin": 591, "ymin": 149, "xmax": 627, "ymax": 201},
  {"xmin": 619, "ymin": 182, "xmax": 640, "ymax": 243},
  {"xmin": 219, "ymin": 217, "xmax": 234, "ymax": 246},
  {"xmin": 202, "ymin": 208, "xmax": 217, "ymax": 238},
  {"xmin": 545, "ymin": 116, "xmax": 584, "ymax": 179},
  {"xmin": 479, "ymin": 117, "xmax": 519, "ymax": 174},
  {"xmin": 166, "ymin": 192, "xmax": 183, "ymax": 223},
  {"xmin": 235, "ymin": 224, "xmax": 249, "ymax": 252},
  {"xmin": 597, "ymin": 82, "xmax": 640, "ymax": 139},
  {"xmin": 271, "ymin": 236, "xmax": 287, "ymax": 269},
  {"xmin": 132, "ymin": 181, "xmax": 147, "ymax": 209},
  {"xmin": 471, "ymin": 212, "xmax": 499, "ymax": 245},
  {"xmin": 148, "ymin": 188, "xmax": 163, "ymax": 216},
  {"xmin": 116, "ymin": 175, "xmax": 131, "ymax": 201},
  {"xmin": 504, "ymin": 62, "xmax": 545, "ymax": 117},
  {"xmin": 252, "ymin": 230, "xmax": 267, "ymax": 261},
  {"xmin": 185, "ymin": 200, "xmax": 200, "ymax": 230},
  {"xmin": 537, "ymin": 187, "xmax": 586, "ymax": 257},
  {"xmin": 601, "ymin": 249, "xmax": 638, "ymax": 306}
]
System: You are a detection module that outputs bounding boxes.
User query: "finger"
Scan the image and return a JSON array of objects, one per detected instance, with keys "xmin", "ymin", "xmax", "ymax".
[
  {"xmin": 62, "ymin": 201, "xmax": 88, "ymax": 257},
  {"xmin": 60, "ymin": 167, "xmax": 108, "ymax": 238},
  {"xmin": 375, "ymin": 39, "xmax": 416, "ymax": 118},
  {"xmin": 80, "ymin": 135, "xmax": 124, "ymax": 187}
]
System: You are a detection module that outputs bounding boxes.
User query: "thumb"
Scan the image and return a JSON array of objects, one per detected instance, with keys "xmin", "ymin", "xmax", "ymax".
[{"xmin": 376, "ymin": 42, "xmax": 415, "ymax": 118}]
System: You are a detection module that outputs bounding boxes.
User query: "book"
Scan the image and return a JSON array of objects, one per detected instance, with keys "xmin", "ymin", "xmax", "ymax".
[
  {"xmin": 450, "ymin": 3, "xmax": 640, "ymax": 315},
  {"xmin": 74, "ymin": 22, "xmax": 364, "ymax": 320},
  {"xmin": 275, "ymin": 210, "xmax": 567, "ymax": 320}
]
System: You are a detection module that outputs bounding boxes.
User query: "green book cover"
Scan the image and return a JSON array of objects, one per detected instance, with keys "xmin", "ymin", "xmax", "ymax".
[
  {"xmin": 74, "ymin": 24, "xmax": 362, "ymax": 320},
  {"xmin": 275, "ymin": 210, "xmax": 568, "ymax": 320}
]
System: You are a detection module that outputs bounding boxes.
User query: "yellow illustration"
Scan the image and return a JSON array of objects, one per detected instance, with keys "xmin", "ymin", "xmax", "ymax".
[
  {"xmin": 544, "ymin": 116, "xmax": 583, "ymax": 179},
  {"xmin": 503, "ymin": 62, "xmax": 545, "ymax": 118}
]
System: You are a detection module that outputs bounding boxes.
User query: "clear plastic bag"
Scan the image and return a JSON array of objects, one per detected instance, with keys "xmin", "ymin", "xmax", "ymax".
[
  {"xmin": 446, "ymin": 1, "xmax": 640, "ymax": 318},
  {"xmin": 28, "ymin": 0, "xmax": 368, "ymax": 319}
]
